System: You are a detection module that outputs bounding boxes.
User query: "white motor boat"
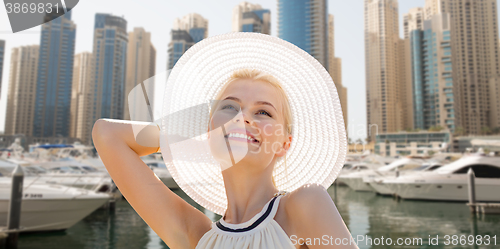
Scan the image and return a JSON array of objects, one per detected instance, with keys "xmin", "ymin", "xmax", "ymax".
[
  {"xmin": 0, "ymin": 160, "xmax": 115, "ymax": 194},
  {"xmin": 335, "ymin": 163, "xmax": 374, "ymax": 186},
  {"xmin": 340, "ymin": 157, "xmax": 427, "ymax": 192},
  {"xmin": 337, "ymin": 162, "xmax": 389, "ymax": 191},
  {"xmin": 366, "ymin": 161, "xmax": 443, "ymax": 195},
  {"xmin": 384, "ymin": 155, "xmax": 500, "ymax": 202},
  {"xmin": 41, "ymin": 164, "xmax": 114, "ymax": 192},
  {"xmin": 0, "ymin": 177, "xmax": 110, "ymax": 232},
  {"xmin": 27, "ymin": 173, "xmax": 114, "ymax": 193}
]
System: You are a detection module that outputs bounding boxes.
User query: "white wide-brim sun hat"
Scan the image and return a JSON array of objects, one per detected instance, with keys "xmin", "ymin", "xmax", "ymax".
[{"xmin": 159, "ymin": 32, "xmax": 347, "ymax": 216}]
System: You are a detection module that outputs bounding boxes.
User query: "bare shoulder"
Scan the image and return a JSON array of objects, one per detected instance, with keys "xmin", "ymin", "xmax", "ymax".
[
  {"xmin": 283, "ymin": 183, "xmax": 332, "ymax": 217},
  {"xmin": 281, "ymin": 184, "xmax": 358, "ymax": 248}
]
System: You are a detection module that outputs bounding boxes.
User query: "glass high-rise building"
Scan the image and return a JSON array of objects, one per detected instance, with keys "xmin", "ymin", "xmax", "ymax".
[
  {"xmin": 167, "ymin": 13, "xmax": 208, "ymax": 70},
  {"xmin": 32, "ymin": 11, "xmax": 76, "ymax": 137},
  {"xmin": 277, "ymin": 0, "xmax": 328, "ymax": 68},
  {"xmin": 84, "ymin": 13, "xmax": 127, "ymax": 144},
  {"xmin": 232, "ymin": 2, "xmax": 270, "ymax": 34},
  {"xmin": 409, "ymin": 13, "xmax": 456, "ymax": 132}
]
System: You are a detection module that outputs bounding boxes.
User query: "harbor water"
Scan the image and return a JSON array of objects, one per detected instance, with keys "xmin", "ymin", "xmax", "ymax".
[{"xmin": 16, "ymin": 185, "xmax": 500, "ymax": 249}]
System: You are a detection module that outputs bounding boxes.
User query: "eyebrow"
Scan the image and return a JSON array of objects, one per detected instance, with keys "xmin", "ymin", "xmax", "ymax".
[{"xmin": 223, "ymin": 96, "xmax": 277, "ymax": 111}]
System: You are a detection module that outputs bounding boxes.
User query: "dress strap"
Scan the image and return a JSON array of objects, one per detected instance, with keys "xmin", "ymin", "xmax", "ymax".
[
  {"xmin": 269, "ymin": 191, "xmax": 287, "ymax": 219},
  {"xmin": 215, "ymin": 191, "xmax": 288, "ymax": 233}
]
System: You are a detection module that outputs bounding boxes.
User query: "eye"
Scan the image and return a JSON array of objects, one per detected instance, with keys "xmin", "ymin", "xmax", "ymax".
[
  {"xmin": 256, "ymin": 109, "xmax": 272, "ymax": 117},
  {"xmin": 221, "ymin": 105, "xmax": 238, "ymax": 111}
]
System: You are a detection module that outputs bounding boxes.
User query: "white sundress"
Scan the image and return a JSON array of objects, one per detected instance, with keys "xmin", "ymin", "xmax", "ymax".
[{"xmin": 195, "ymin": 191, "xmax": 296, "ymax": 249}]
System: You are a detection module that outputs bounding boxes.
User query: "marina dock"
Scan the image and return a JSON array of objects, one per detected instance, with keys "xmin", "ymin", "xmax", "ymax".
[{"xmin": 467, "ymin": 203, "xmax": 500, "ymax": 215}]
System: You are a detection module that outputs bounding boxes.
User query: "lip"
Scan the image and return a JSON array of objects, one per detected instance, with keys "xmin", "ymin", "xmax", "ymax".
[{"xmin": 224, "ymin": 128, "xmax": 260, "ymax": 144}]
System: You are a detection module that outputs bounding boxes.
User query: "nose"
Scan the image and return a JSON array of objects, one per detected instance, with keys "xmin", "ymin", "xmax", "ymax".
[{"xmin": 232, "ymin": 111, "xmax": 251, "ymax": 124}]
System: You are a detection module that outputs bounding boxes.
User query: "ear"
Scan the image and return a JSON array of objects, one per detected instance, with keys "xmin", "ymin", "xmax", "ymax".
[{"xmin": 276, "ymin": 134, "xmax": 292, "ymax": 157}]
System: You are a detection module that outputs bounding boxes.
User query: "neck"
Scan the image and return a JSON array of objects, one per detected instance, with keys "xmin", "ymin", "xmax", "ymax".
[{"xmin": 221, "ymin": 159, "xmax": 279, "ymax": 224}]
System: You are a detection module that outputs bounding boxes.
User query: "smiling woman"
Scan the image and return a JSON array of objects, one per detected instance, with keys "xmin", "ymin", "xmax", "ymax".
[
  {"xmin": 92, "ymin": 32, "xmax": 356, "ymax": 249},
  {"xmin": 207, "ymin": 69, "xmax": 293, "ymax": 182}
]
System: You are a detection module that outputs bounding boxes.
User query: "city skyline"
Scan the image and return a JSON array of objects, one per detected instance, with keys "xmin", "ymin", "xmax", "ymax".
[{"xmin": 6, "ymin": 0, "xmax": 500, "ymax": 143}]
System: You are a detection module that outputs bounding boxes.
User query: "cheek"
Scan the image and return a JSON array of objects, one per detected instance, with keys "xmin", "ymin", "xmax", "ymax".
[
  {"xmin": 259, "ymin": 121, "xmax": 280, "ymax": 139},
  {"xmin": 210, "ymin": 112, "xmax": 232, "ymax": 130}
]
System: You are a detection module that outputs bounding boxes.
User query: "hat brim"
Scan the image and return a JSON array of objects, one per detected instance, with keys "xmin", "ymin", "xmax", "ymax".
[{"xmin": 160, "ymin": 32, "xmax": 347, "ymax": 215}]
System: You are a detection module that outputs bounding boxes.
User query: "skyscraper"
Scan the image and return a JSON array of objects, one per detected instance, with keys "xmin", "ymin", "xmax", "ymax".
[
  {"xmin": 167, "ymin": 13, "xmax": 208, "ymax": 70},
  {"xmin": 32, "ymin": 11, "xmax": 76, "ymax": 137},
  {"xmin": 397, "ymin": 37, "xmax": 412, "ymax": 131},
  {"xmin": 0, "ymin": 40, "xmax": 4, "ymax": 98},
  {"xmin": 86, "ymin": 13, "xmax": 128, "ymax": 144},
  {"xmin": 408, "ymin": 13, "xmax": 456, "ymax": 132},
  {"xmin": 489, "ymin": 76, "xmax": 500, "ymax": 129},
  {"xmin": 124, "ymin": 27, "xmax": 156, "ymax": 120},
  {"xmin": 423, "ymin": 0, "xmax": 440, "ymax": 20},
  {"xmin": 327, "ymin": 14, "xmax": 348, "ymax": 133},
  {"xmin": 364, "ymin": 0, "xmax": 406, "ymax": 141},
  {"xmin": 232, "ymin": 2, "xmax": 270, "ymax": 34},
  {"xmin": 401, "ymin": 8, "xmax": 425, "ymax": 131},
  {"xmin": 403, "ymin": 8, "xmax": 424, "ymax": 39},
  {"xmin": 425, "ymin": 0, "xmax": 500, "ymax": 134},
  {"xmin": 5, "ymin": 45, "xmax": 39, "ymax": 136},
  {"xmin": 277, "ymin": 0, "xmax": 329, "ymax": 68},
  {"xmin": 69, "ymin": 52, "xmax": 93, "ymax": 144}
]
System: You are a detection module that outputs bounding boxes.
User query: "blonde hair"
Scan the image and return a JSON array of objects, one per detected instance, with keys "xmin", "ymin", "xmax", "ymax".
[{"xmin": 209, "ymin": 68, "xmax": 293, "ymax": 187}]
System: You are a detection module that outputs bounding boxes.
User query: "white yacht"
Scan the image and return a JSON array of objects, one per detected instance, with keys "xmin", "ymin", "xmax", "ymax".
[
  {"xmin": 340, "ymin": 157, "xmax": 427, "ymax": 192},
  {"xmin": 338, "ymin": 163, "xmax": 391, "ymax": 191},
  {"xmin": 0, "ymin": 160, "xmax": 115, "ymax": 194},
  {"xmin": 0, "ymin": 177, "xmax": 110, "ymax": 232},
  {"xmin": 334, "ymin": 163, "xmax": 372, "ymax": 186},
  {"xmin": 366, "ymin": 161, "xmax": 443, "ymax": 195},
  {"xmin": 384, "ymin": 155, "xmax": 500, "ymax": 201}
]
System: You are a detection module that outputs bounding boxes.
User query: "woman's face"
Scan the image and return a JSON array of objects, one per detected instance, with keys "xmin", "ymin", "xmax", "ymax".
[{"xmin": 209, "ymin": 79, "xmax": 291, "ymax": 172}]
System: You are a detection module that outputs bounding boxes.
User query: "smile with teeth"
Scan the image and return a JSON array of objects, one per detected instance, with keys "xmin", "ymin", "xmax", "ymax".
[{"xmin": 225, "ymin": 133, "xmax": 259, "ymax": 143}]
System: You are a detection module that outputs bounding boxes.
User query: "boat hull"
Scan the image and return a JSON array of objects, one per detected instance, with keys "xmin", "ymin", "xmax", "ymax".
[
  {"xmin": 388, "ymin": 179, "xmax": 500, "ymax": 202},
  {"xmin": 340, "ymin": 177, "xmax": 374, "ymax": 192},
  {"xmin": 0, "ymin": 197, "xmax": 109, "ymax": 232},
  {"xmin": 368, "ymin": 180, "xmax": 395, "ymax": 195}
]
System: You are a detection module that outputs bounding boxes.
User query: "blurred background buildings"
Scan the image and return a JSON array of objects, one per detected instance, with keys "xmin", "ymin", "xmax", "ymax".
[{"xmin": 1, "ymin": 0, "xmax": 500, "ymax": 154}]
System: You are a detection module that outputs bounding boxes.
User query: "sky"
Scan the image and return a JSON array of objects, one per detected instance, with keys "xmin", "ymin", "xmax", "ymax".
[{"xmin": 0, "ymin": 0, "xmax": 449, "ymax": 143}]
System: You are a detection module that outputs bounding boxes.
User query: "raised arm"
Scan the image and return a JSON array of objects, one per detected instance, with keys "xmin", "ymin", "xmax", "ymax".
[{"xmin": 92, "ymin": 119, "xmax": 212, "ymax": 248}]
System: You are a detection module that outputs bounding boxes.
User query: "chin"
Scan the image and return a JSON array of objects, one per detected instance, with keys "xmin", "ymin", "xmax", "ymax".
[
  {"xmin": 224, "ymin": 156, "xmax": 272, "ymax": 174},
  {"xmin": 208, "ymin": 139, "xmax": 247, "ymax": 170}
]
